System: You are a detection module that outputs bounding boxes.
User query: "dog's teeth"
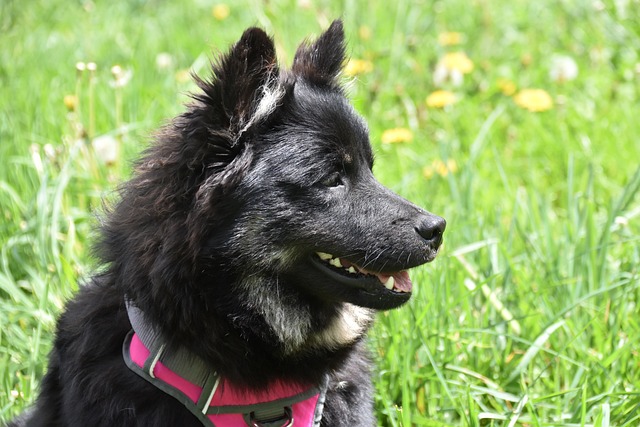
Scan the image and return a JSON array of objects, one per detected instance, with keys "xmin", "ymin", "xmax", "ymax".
[
  {"xmin": 347, "ymin": 266, "xmax": 357, "ymax": 274},
  {"xmin": 384, "ymin": 276, "xmax": 395, "ymax": 290},
  {"xmin": 317, "ymin": 252, "xmax": 333, "ymax": 261},
  {"xmin": 329, "ymin": 258, "xmax": 343, "ymax": 268}
]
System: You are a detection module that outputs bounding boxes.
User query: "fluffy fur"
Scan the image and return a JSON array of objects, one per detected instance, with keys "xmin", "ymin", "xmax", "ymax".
[{"xmin": 9, "ymin": 21, "xmax": 445, "ymax": 426}]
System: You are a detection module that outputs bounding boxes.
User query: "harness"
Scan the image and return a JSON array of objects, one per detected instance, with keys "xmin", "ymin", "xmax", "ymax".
[{"xmin": 122, "ymin": 303, "xmax": 327, "ymax": 427}]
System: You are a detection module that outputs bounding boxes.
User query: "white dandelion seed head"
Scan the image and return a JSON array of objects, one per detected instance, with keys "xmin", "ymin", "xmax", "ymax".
[
  {"xmin": 92, "ymin": 135, "xmax": 119, "ymax": 165},
  {"xmin": 550, "ymin": 55, "xmax": 578, "ymax": 82},
  {"xmin": 155, "ymin": 52, "xmax": 174, "ymax": 70}
]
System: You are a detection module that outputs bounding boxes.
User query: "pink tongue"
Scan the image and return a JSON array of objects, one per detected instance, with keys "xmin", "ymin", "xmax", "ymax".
[
  {"xmin": 391, "ymin": 271, "xmax": 412, "ymax": 292},
  {"xmin": 376, "ymin": 271, "xmax": 412, "ymax": 293},
  {"xmin": 339, "ymin": 258, "xmax": 413, "ymax": 292}
]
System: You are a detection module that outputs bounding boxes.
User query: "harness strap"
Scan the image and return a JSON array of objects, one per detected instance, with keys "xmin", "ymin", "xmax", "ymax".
[
  {"xmin": 123, "ymin": 302, "xmax": 327, "ymax": 427},
  {"xmin": 127, "ymin": 302, "xmax": 212, "ymax": 386}
]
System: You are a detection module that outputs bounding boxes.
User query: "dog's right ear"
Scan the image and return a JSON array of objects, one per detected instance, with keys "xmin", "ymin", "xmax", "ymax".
[{"xmin": 192, "ymin": 27, "xmax": 280, "ymax": 137}]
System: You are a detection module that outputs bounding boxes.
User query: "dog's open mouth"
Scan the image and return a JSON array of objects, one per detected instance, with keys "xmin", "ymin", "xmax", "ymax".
[{"xmin": 313, "ymin": 252, "xmax": 412, "ymax": 293}]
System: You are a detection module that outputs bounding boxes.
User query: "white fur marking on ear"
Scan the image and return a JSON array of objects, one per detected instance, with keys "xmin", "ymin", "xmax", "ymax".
[{"xmin": 238, "ymin": 81, "xmax": 285, "ymax": 137}]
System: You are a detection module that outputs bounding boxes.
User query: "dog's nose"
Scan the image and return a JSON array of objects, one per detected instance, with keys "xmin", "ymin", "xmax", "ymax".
[{"xmin": 416, "ymin": 215, "xmax": 446, "ymax": 249}]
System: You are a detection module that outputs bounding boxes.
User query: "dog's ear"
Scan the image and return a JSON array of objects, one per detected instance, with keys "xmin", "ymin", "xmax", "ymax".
[
  {"xmin": 292, "ymin": 20, "xmax": 346, "ymax": 87},
  {"xmin": 193, "ymin": 27, "xmax": 280, "ymax": 135}
]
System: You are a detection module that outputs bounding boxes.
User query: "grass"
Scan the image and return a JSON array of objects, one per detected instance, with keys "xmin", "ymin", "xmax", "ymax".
[{"xmin": 1, "ymin": 0, "xmax": 639, "ymax": 425}]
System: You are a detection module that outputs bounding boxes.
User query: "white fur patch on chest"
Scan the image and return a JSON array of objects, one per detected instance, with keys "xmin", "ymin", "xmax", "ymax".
[
  {"xmin": 241, "ymin": 275, "xmax": 374, "ymax": 354},
  {"xmin": 307, "ymin": 303, "xmax": 374, "ymax": 350}
]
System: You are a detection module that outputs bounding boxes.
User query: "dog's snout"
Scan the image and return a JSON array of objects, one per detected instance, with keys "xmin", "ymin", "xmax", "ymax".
[{"xmin": 415, "ymin": 215, "xmax": 446, "ymax": 248}]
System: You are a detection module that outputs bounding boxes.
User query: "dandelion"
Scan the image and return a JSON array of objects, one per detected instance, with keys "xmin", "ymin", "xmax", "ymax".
[
  {"xmin": 75, "ymin": 62, "xmax": 86, "ymax": 72},
  {"xmin": 433, "ymin": 62, "xmax": 461, "ymax": 87},
  {"xmin": 92, "ymin": 135, "xmax": 119, "ymax": 165},
  {"xmin": 514, "ymin": 89, "xmax": 553, "ymax": 112},
  {"xmin": 358, "ymin": 25, "xmax": 372, "ymax": 41},
  {"xmin": 423, "ymin": 159, "xmax": 458, "ymax": 178},
  {"xmin": 344, "ymin": 59, "xmax": 373, "ymax": 76},
  {"xmin": 433, "ymin": 52, "xmax": 473, "ymax": 86},
  {"xmin": 30, "ymin": 144, "xmax": 43, "ymax": 175},
  {"xmin": 175, "ymin": 69, "xmax": 191, "ymax": 83},
  {"xmin": 43, "ymin": 144, "xmax": 57, "ymax": 162},
  {"xmin": 497, "ymin": 78, "xmax": 516, "ymax": 96},
  {"xmin": 212, "ymin": 4, "xmax": 230, "ymax": 21},
  {"xmin": 549, "ymin": 55, "xmax": 578, "ymax": 82},
  {"xmin": 614, "ymin": 216, "xmax": 629, "ymax": 227},
  {"xmin": 442, "ymin": 52, "xmax": 474, "ymax": 74},
  {"xmin": 155, "ymin": 52, "xmax": 174, "ymax": 70},
  {"xmin": 426, "ymin": 90, "xmax": 457, "ymax": 108},
  {"xmin": 438, "ymin": 32, "xmax": 463, "ymax": 46},
  {"xmin": 63, "ymin": 94, "xmax": 78, "ymax": 111},
  {"xmin": 110, "ymin": 65, "xmax": 133, "ymax": 88},
  {"xmin": 381, "ymin": 128, "xmax": 413, "ymax": 144}
]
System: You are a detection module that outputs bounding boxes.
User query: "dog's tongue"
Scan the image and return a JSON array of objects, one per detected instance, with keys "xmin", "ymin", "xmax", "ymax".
[
  {"xmin": 379, "ymin": 271, "xmax": 412, "ymax": 292},
  {"xmin": 393, "ymin": 271, "xmax": 412, "ymax": 292},
  {"xmin": 340, "ymin": 259, "xmax": 413, "ymax": 293}
]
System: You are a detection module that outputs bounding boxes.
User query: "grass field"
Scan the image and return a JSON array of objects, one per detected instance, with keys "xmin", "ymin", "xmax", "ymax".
[{"xmin": 1, "ymin": 0, "xmax": 639, "ymax": 425}]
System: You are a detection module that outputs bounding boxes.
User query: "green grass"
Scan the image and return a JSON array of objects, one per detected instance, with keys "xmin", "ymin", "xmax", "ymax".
[{"xmin": 1, "ymin": 0, "xmax": 639, "ymax": 425}]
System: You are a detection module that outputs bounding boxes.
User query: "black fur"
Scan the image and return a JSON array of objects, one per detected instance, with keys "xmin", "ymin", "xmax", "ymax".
[{"xmin": 9, "ymin": 21, "xmax": 445, "ymax": 426}]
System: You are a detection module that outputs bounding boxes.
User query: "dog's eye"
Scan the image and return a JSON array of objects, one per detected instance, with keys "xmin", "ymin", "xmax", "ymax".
[{"xmin": 321, "ymin": 172, "xmax": 344, "ymax": 188}]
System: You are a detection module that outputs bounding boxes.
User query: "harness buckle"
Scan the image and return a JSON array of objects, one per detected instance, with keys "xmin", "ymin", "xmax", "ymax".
[{"xmin": 247, "ymin": 406, "xmax": 293, "ymax": 427}]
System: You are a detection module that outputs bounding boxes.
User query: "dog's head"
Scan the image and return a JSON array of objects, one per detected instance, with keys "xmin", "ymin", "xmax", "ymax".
[
  {"xmin": 106, "ymin": 21, "xmax": 444, "ymax": 347},
  {"xmin": 182, "ymin": 20, "xmax": 445, "ymax": 310}
]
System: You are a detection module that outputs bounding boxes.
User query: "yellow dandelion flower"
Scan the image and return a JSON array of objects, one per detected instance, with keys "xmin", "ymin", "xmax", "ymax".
[
  {"xmin": 358, "ymin": 25, "xmax": 372, "ymax": 41},
  {"xmin": 423, "ymin": 159, "xmax": 458, "ymax": 178},
  {"xmin": 520, "ymin": 53, "xmax": 532, "ymax": 67},
  {"xmin": 497, "ymin": 78, "xmax": 516, "ymax": 96},
  {"xmin": 175, "ymin": 69, "xmax": 191, "ymax": 84},
  {"xmin": 381, "ymin": 128, "xmax": 413, "ymax": 144},
  {"xmin": 423, "ymin": 165, "xmax": 434, "ymax": 179},
  {"xmin": 438, "ymin": 32, "xmax": 463, "ymax": 46},
  {"xmin": 426, "ymin": 90, "xmax": 457, "ymax": 108},
  {"xmin": 514, "ymin": 89, "xmax": 554, "ymax": 112},
  {"xmin": 344, "ymin": 59, "xmax": 373, "ymax": 76},
  {"xmin": 64, "ymin": 94, "xmax": 78, "ymax": 111},
  {"xmin": 441, "ymin": 52, "xmax": 474, "ymax": 74},
  {"xmin": 212, "ymin": 4, "xmax": 230, "ymax": 21}
]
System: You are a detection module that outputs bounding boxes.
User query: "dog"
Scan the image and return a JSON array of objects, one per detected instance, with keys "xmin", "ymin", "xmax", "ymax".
[{"xmin": 9, "ymin": 20, "xmax": 445, "ymax": 426}]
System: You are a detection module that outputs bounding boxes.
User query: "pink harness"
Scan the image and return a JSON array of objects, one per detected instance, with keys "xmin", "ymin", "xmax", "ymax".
[{"xmin": 122, "ymin": 304, "xmax": 327, "ymax": 427}]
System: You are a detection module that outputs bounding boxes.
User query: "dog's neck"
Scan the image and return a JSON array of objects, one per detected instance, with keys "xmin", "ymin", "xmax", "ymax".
[
  {"xmin": 125, "ymin": 290, "xmax": 373, "ymax": 379},
  {"xmin": 266, "ymin": 300, "xmax": 375, "ymax": 354},
  {"xmin": 238, "ymin": 275, "xmax": 375, "ymax": 354}
]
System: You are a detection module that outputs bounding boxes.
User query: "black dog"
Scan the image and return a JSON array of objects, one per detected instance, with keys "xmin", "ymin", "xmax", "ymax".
[{"xmin": 10, "ymin": 21, "xmax": 444, "ymax": 426}]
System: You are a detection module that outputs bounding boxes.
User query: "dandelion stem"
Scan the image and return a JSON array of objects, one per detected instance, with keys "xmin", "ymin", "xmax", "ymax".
[{"xmin": 87, "ymin": 63, "xmax": 96, "ymax": 141}]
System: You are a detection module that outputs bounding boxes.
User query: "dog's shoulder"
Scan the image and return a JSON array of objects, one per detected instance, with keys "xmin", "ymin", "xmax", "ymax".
[{"xmin": 320, "ymin": 340, "xmax": 376, "ymax": 427}]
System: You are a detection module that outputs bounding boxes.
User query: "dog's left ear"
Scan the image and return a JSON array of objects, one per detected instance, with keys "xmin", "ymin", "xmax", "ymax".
[{"xmin": 292, "ymin": 20, "xmax": 346, "ymax": 87}]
